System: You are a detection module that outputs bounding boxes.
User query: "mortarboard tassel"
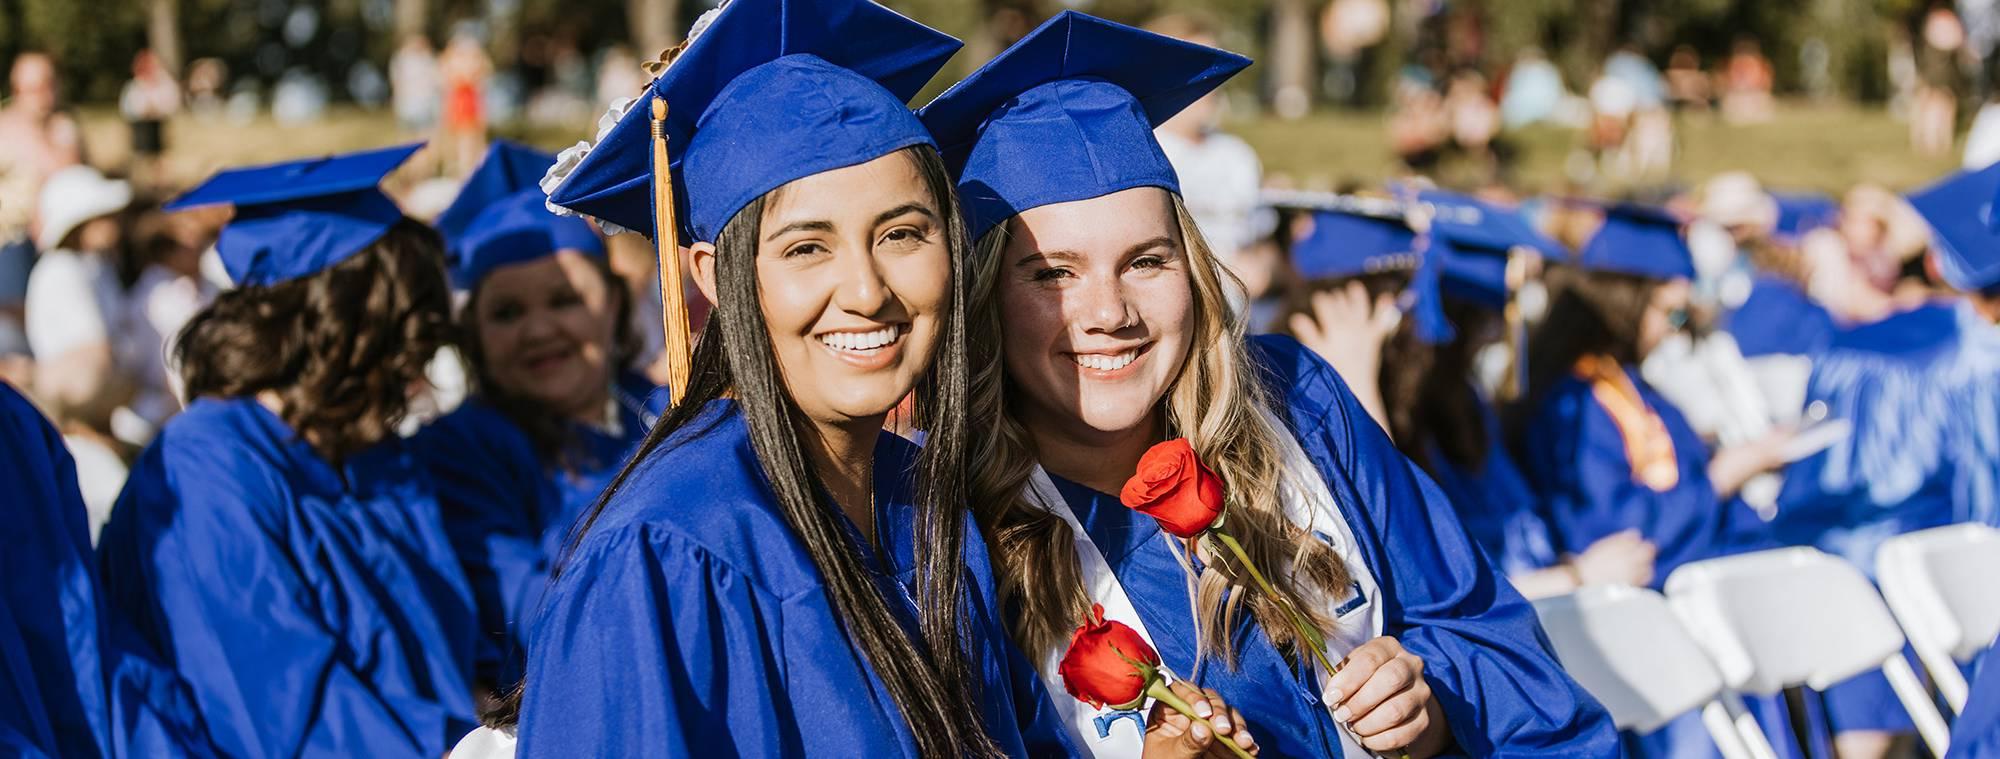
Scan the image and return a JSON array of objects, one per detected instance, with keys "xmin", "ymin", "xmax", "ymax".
[{"xmin": 651, "ymin": 96, "xmax": 693, "ymax": 405}]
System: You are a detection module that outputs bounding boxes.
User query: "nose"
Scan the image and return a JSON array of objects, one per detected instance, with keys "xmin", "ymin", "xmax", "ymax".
[
  {"xmin": 518, "ymin": 309, "xmax": 561, "ymax": 342},
  {"xmin": 831, "ymin": 247, "xmax": 892, "ymax": 317},
  {"xmin": 1073, "ymin": 271, "xmax": 1136, "ymax": 335}
]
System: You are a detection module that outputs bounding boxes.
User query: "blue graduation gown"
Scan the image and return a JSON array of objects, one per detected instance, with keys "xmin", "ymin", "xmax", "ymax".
[
  {"xmin": 515, "ymin": 400, "xmax": 1069, "ymax": 757},
  {"xmin": 1424, "ymin": 393, "xmax": 1559, "ymax": 578},
  {"xmin": 1724, "ymin": 276, "xmax": 1836, "ymax": 359},
  {"xmin": 1521, "ymin": 364, "xmax": 1776, "ymax": 587},
  {"xmin": 412, "ymin": 370, "xmax": 658, "ymax": 687},
  {"xmin": 1044, "ymin": 336, "xmax": 1614, "ymax": 756},
  {"xmin": 1, "ymin": 380, "xmax": 106, "ymax": 758},
  {"xmin": 1951, "ymin": 639, "xmax": 2000, "ymax": 758},
  {"xmin": 97, "ymin": 397, "xmax": 478, "ymax": 758}
]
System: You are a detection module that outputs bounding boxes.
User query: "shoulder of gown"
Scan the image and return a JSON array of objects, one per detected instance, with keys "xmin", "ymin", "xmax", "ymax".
[{"xmin": 1243, "ymin": 335, "xmax": 1622, "ymax": 757}]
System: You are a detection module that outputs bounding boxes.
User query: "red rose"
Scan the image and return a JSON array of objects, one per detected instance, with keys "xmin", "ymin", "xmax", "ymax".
[
  {"xmin": 1057, "ymin": 604, "xmax": 1162, "ymax": 710},
  {"xmin": 1118, "ymin": 438, "xmax": 1226, "ymax": 538}
]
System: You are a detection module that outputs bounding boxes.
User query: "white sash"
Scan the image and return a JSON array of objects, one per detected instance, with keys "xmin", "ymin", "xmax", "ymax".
[{"xmin": 1027, "ymin": 411, "xmax": 1385, "ymax": 758}]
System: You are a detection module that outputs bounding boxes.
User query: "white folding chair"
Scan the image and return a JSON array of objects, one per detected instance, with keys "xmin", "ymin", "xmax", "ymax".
[
  {"xmin": 1665, "ymin": 547, "xmax": 1954, "ymax": 757},
  {"xmin": 1877, "ymin": 523, "xmax": 2000, "ymax": 713},
  {"xmin": 1533, "ymin": 586, "xmax": 1778, "ymax": 759}
]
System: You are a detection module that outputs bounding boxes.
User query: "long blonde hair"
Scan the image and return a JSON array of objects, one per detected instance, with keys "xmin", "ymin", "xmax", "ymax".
[{"xmin": 967, "ymin": 194, "xmax": 1352, "ymax": 663}]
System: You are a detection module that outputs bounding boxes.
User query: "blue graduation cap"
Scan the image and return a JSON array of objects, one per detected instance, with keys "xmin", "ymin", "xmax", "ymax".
[
  {"xmin": 1287, "ymin": 206, "xmax": 1454, "ymax": 343},
  {"xmin": 1575, "ymin": 203, "xmax": 1694, "ymax": 281},
  {"xmin": 1420, "ymin": 189, "xmax": 1563, "ymax": 309},
  {"xmin": 544, "ymin": 0, "xmax": 960, "ymax": 244},
  {"xmin": 917, "ymin": 11, "xmax": 1251, "ymax": 241},
  {"xmin": 436, "ymin": 141, "xmax": 605, "ymax": 290},
  {"xmin": 1907, "ymin": 162, "xmax": 2000, "ymax": 293},
  {"xmin": 165, "ymin": 143, "xmax": 421, "ymax": 287},
  {"xmin": 1772, "ymin": 191, "xmax": 1839, "ymax": 242}
]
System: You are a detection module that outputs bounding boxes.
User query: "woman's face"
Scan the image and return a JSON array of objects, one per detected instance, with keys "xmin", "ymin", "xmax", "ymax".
[
  {"xmin": 474, "ymin": 250, "xmax": 622, "ymax": 419},
  {"xmin": 718, "ymin": 151, "xmax": 950, "ymax": 430},
  {"xmin": 997, "ymin": 186, "xmax": 1193, "ymax": 444},
  {"xmin": 1637, "ymin": 278, "xmax": 1691, "ymax": 359}
]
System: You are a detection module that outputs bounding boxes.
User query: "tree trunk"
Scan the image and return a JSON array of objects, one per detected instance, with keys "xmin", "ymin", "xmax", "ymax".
[
  {"xmin": 146, "ymin": 0, "xmax": 180, "ymax": 77},
  {"xmin": 628, "ymin": 0, "xmax": 682, "ymax": 60},
  {"xmin": 1267, "ymin": 0, "xmax": 1316, "ymax": 119}
]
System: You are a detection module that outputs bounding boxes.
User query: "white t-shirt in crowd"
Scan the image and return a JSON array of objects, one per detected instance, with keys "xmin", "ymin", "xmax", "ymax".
[
  {"xmin": 25, "ymin": 249, "xmax": 125, "ymax": 360},
  {"xmin": 125, "ymin": 264, "xmax": 216, "ymax": 427},
  {"xmin": 1157, "ymin": 130, "xmax": 1264, "ymax": 262}
]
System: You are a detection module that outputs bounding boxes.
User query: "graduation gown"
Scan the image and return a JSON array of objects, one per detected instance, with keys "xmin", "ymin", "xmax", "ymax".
[
  {"xmin": 413, "ymin": 370, "xmax": 659, "ymax": 687},
  {"xmin": 1521, "ymin": 362, "xmax": 1776, "ymax": 587},
  {"xmin": 1950, "ymin": 639, "xmax": 2000, "ymax": 759},
  {"xmin": 1423, "ymin": 393, "xmax": 1559, "ymax": 578},
  {"xmin": 98, "ymin": 397, "xmax": 478, "ymax": 759},
  {"xmin": 514, "ymin": 399, "xmax": 1069, "ymax": 757},
  {"xmin": 1, "ymin": 381, "xmax": 106, "ymax": 758},
  {"xmin": 1037, "ymin": 336, "xmax": 1616, "ymax": 757}
]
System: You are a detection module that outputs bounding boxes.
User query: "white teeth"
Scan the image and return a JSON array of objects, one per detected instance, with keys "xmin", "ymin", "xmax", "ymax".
[
  {"xmin": 1072, "ymin": 351, "xmax": 1137, "ymax": 371},
  {"xmin": 818, "ymin": 326, "xmax": 902, "ymax": 352}
]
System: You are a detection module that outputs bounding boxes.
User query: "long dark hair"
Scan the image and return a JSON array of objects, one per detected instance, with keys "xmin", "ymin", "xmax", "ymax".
[
  {"xmin": 457, "ymin": 253, "xmax": 642, "ymax": 470},
  {"xmin": 176, "ymin": 218, "xmax": 451, "ymax": 464},
  {"xmin": 1513, "ymin": 264, "xmax": 1662, "ymax": 438},
  {"xmin": 499, "ymin": 146, "xmax": 997, "ymax": 756}
]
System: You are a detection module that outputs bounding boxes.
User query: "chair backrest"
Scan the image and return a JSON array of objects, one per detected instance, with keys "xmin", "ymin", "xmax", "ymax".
[
  {"xmin": 1877, "ymin": 523, "xmax": 2000, "ymax": 712},
  {"xmin": 1878, "ymin": 524, "xmax": 2000, "ymax": 663},
  {"xmin": 1534, "ymin": 585, "xmax": 1727, "ymax": 733},
  {"xmin": 1665, "ymin": 547, "xmax": 1906, "ymax": 694}
]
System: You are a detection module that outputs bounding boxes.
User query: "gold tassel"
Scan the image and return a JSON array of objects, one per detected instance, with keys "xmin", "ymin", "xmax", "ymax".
[{"xmin": 651, "ymin": 96, "xmax": 693, "ymax": 405}]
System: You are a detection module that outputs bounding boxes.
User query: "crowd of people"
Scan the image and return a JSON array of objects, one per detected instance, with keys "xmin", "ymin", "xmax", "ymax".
[{"xmin": 8, "ymin": 1, "xmax": 2000, "ymax": 758}]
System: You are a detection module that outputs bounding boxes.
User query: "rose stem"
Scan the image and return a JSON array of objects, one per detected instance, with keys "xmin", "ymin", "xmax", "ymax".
[
  {"xmin": 1145, "ymin": 679, "xmax": 1255, "ymax": 759},
  {"xmin": 1212, "ymin": 529, "xmax": 1413, "ymax": 759}
]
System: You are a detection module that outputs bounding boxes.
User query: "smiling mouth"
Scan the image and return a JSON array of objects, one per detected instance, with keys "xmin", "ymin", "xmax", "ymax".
[
  {"xmin": 817, "ymin": 324, "xmax": 908, "ymax": 355},
  {"xmin": 1067, "ymin": 343, "xmax": 1150, "ymax": 373}
]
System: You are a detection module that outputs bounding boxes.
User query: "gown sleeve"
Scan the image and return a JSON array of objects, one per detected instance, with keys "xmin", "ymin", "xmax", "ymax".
[
  {"xmin": 516, "ymin": 524, "xmax": 798, "ymax": 757},
  {"xmin": 1254, "ymin": 336, "xmax": 1621, "ymax": 758},
  {"xmin": 413, "ymin": 408, "xmax": 551, "ymax": 683},
  {"xmin": 101, "ymin": 439, "xmax": 457, "ymax": 759}
]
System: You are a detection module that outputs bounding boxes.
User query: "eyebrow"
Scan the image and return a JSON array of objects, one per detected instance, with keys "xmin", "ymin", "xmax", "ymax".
[
  {"xmin": 1013, "ymin": 235, "xmax": 1177, "ymax": 268},
  {"xmin": 761, "ymin": 203, "xmax": 937, "ymax": 243}
]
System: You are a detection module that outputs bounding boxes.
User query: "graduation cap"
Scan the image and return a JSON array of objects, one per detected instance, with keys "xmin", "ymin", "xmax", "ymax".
[
  {"xmin": 1283, "ymin": 200, "xmax": 1454, "ymax": 343},
  {"xmin": 1575, "ymin": 203, "xmax": 1694, "ymax": 281},
  {"xmin": 917, "ymin": 11, "xmax": 1251, "ymax": 241},
  {"xmin": 543, "ymin": 0, "xmax": 960, "ymax": 244},
  {"xmin": 1419, "ymin": 189, "xmax": 1563, "ymax": 310},
  {"xmin": 1772, "ymin": 191, "xmax": 1840, "ymax": 243},
  {"xmin": 1907, "ymin": 162, "xmax": 2000, "ymax": 293},
  {"xmin": 166, "ymin": 143, "xmax": 421, "ymax": 287},
  {"xmin": 436, "ymin": 141, "xmax": 605, "ymax": 290}
]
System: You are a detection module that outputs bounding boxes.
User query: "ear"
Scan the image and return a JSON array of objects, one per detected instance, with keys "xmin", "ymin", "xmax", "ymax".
[{"xmin": 689, "ymin": 241, "xmax": 720, "ymax": 307}]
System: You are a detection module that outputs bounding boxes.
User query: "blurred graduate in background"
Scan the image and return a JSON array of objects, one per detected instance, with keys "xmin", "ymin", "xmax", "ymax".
[
  {"xmin": 413, "ymin": 140, "xmax": 657, "ymax": 694},
  {"xmin": 97, "ymin": 145, "xmax": 479, "ymax": 758}
]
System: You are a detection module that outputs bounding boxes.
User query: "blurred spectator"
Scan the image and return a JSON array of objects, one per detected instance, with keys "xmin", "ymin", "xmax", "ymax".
[
  {"xmin": 1318, "ymin": 0, "xmax": 1390, "ymax": 107},
  {"xmin": 596, "ymin": 45, "xmax": 645, "ymax": 108},
  {"xmin": 270, "ymin": 69, "xmax": 330, "ymax": 125},
  {"xmin": 1587, "ymin": 61, "xmax": 1674, "ymax": 184},
  {"xmin": 1389, "ymin": 69, "xmax": 1449, "ymax": 174},
  {"xmin": 1499, "ymin": 47, "xmax": 1569, "ymax": 128},
  {"xmin": 1964, "ymin": 88, "xmax": 2000, "ymax": 167},
  {"xmin": 1721, "ymin": 38, "xmax": 1777, "ymax": 124},
  {"xmin": 1148, "ymin": 13, "xmax": 1266, "ymax": 274},
  {"xmin": 391, "ymin": 35, "xmax": 441, "ymax": 134},
  {"xmin": 1916, "ymin": 7, "xmax": 1969, "ymax": 156},
  {"xmin": 23, "ymin": 166, "xmax": 136, "ymax": 532},
  {"xmin": 1605, "ymin": 46, "xmax": 1668, "ymax": 109},
  {"xmin": 124, "ymin": 207, "xmax": 221, "ymax": 440},
  {"xmin": 119, "ymin": 49, "xmax": 181, "ymax": 188},
  {"xmin": 184, "ymin": 58, "xmax": 230, "ymax": 119},
  {"xmin": 1443, "ymin": 69, "xmax": 1502, "ymax": 182},
  {"xmin": 0, "ymin": 53, "xmax": 83, "ymax": 361},
  {"xmin": 440, "ymin": 26, "xmax": 494, "ymax": 174},
  {"xmin": 1665, "ymin": 45, "xmax": 1712, "ymax": 113}
]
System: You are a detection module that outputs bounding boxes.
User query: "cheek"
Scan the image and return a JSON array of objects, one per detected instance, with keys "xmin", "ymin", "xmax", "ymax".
[
  {"xmin": 754, "ymin": 267, "xmax": 826, "ymax": 341},
  {"xmin": 888, "ymin": 249, "xmax": 952, "ymax": 316},
  {"xmin": 1136, "ymin": 276, "xmax": 1195, "ymax": 348},
  {"xmin": 996, "ymin": 279, "xmax": 1066, "ymax": 357}
]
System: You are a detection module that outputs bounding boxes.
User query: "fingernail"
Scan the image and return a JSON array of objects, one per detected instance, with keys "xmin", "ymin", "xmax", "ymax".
[
  {"xmin": 1333, "ymin": 706, "xmax": 1352, "ymax": 722},
  {"xmin": 1194, "ymin": 701, "xmax": 1213, "ymax": 718},
  {"xmin": 1193, "ymin": 723, "xmax": 1210, "ymax": 740},
  {"xmin": 1215, "ymin": 714, "xmax": 1231, "ymax": 731}
]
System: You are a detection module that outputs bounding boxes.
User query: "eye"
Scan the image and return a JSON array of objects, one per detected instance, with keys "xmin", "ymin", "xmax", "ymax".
[
  {"xmin": 1130, "ymin": 254, "xmax": 1168, "ymax": 270},
  {"xmin": 550, "ymin": 289, "xmax": 585, "ymax": 309},
  {"xmin": 1030, "ymin": 266, "xmax": 1073, "ymax": 282},
  {"xmin": 878, "ymin": 224, "xmax": 932, "ymax": 248},
  {"xmin": 783, "ymin": 241, "xmax": 829, "ymax": 259},
  {"xmin": 486, "ymin": 301, "xmax": 524, "ymax": 323}
]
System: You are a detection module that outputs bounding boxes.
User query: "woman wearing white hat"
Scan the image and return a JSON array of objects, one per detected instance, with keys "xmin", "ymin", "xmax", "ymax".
[{"xmin": 22, "ymin": 164, "xmax": 137, "ymax": 535}]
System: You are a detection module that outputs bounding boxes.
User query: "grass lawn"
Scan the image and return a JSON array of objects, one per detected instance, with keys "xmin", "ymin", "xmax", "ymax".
[{"xmin": 80, "ymin": 100, "xmax": 1963, "ymax": 199}]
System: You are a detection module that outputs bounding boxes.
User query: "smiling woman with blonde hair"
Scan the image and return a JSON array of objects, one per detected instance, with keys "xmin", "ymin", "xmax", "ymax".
[{"xmin": 922, "ymin": 11, "xmax": 1617, "ymax": 758}]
